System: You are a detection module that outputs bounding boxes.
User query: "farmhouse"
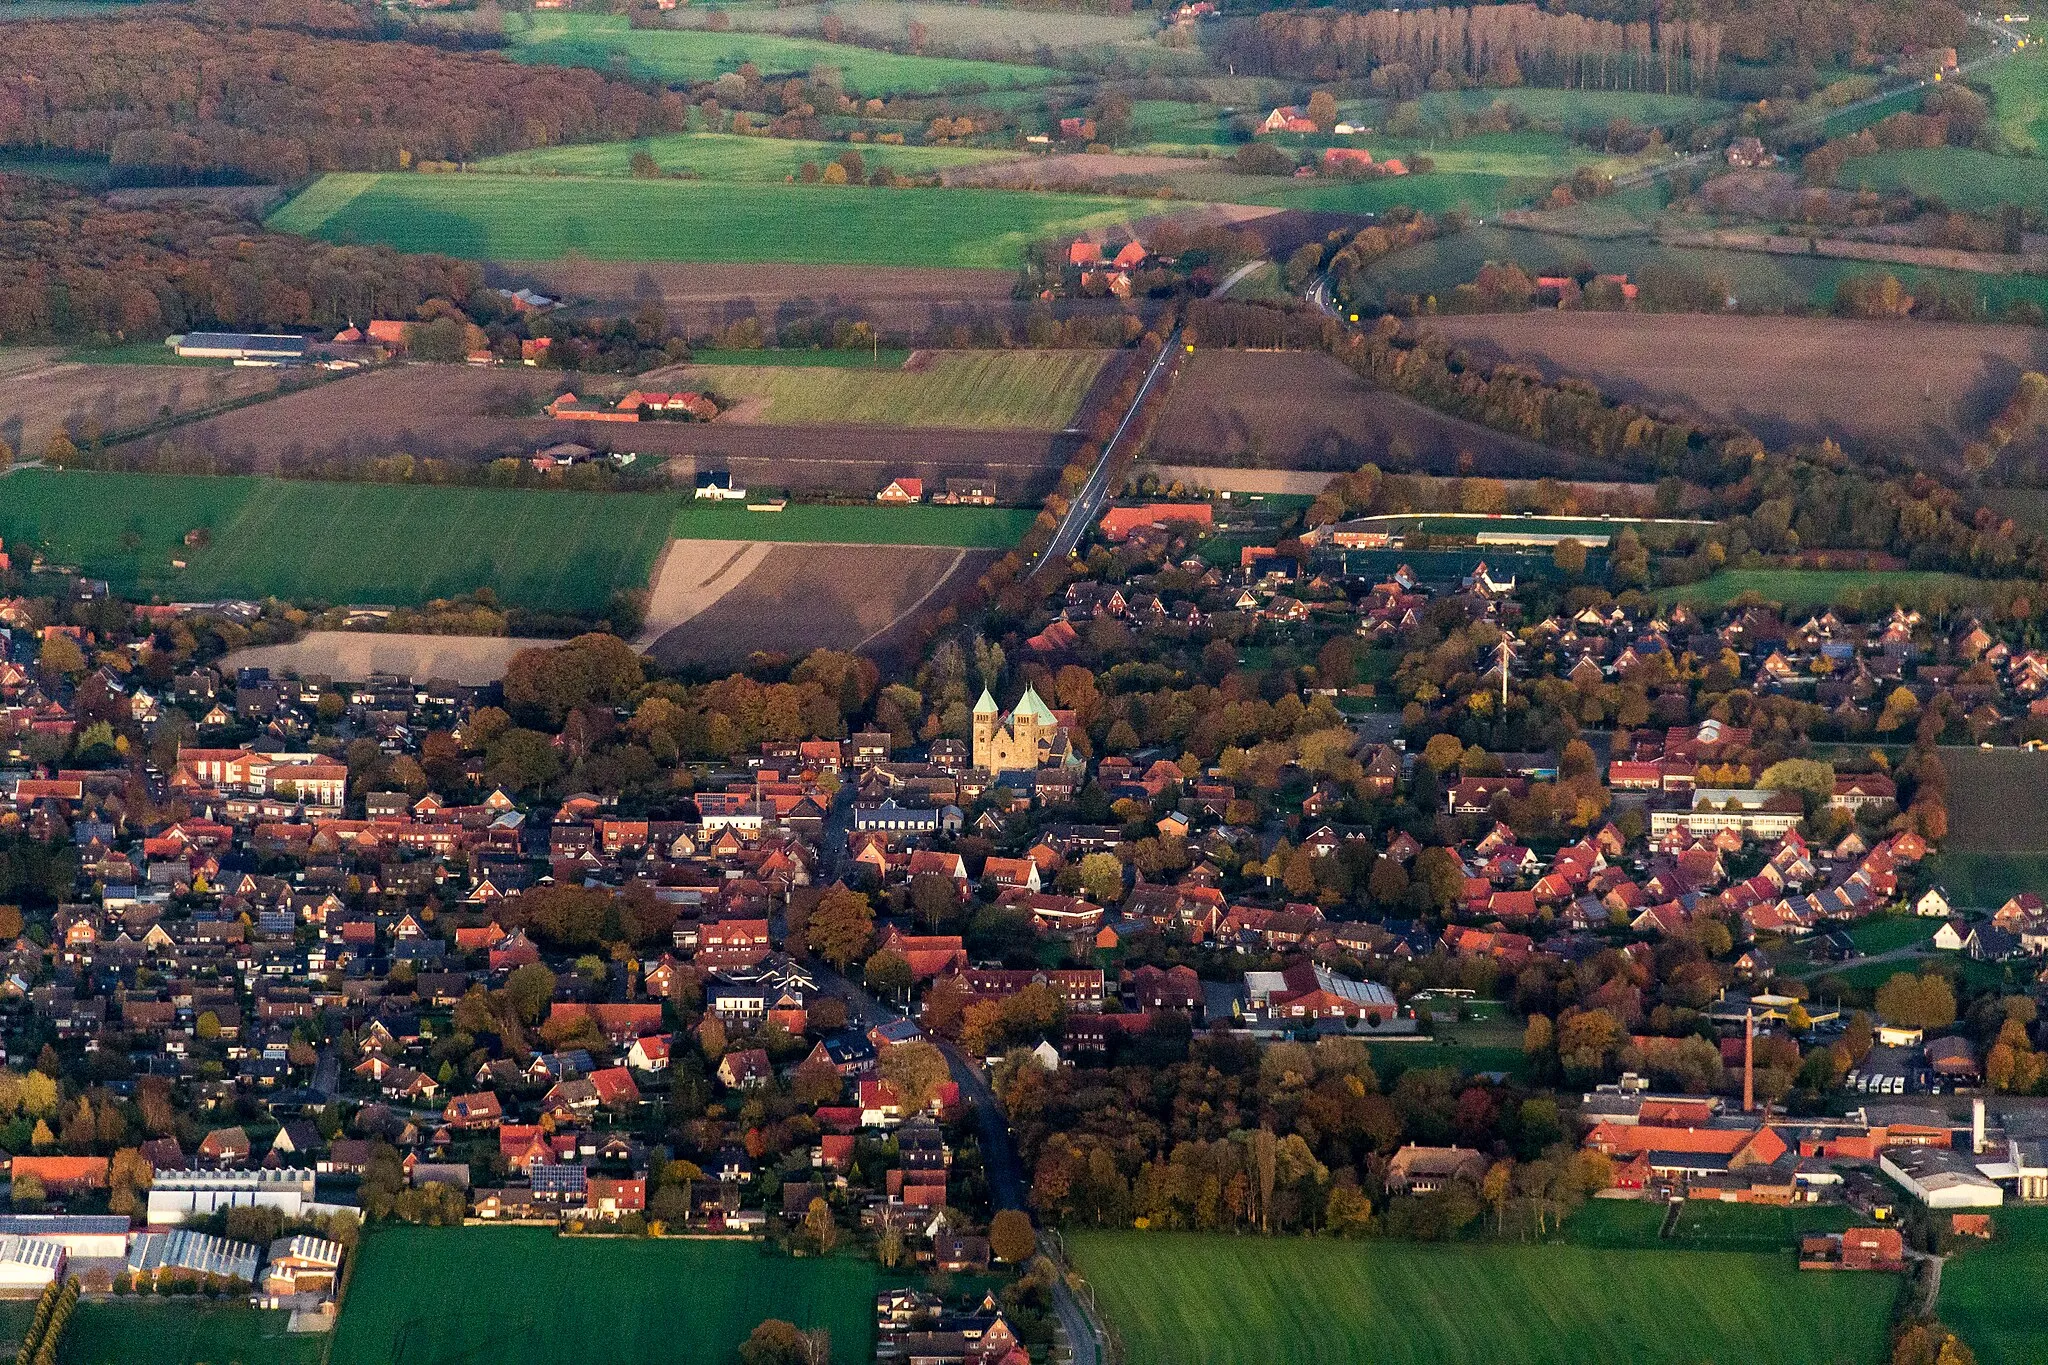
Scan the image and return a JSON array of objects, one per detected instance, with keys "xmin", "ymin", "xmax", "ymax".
[
  {"xmin": 695, "ymin": 471, "xmax": 748, "ymax": 501},
  {"xmin": 878, "ymin": 478, "xmax": 925, "ymax": 504},
  {"xmin": 1100, "ymin": 504, "xmax": 1214, "ymax": 542},
  {"xmin": 1385, "ymin": 1145, "xmax": 1487, "ymax": 1194}
]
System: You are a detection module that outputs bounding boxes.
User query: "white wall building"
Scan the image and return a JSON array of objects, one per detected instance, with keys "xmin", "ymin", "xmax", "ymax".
[{"xmin": 147, "ymin": 1169, "xmax": 317, "ymax": 1223}]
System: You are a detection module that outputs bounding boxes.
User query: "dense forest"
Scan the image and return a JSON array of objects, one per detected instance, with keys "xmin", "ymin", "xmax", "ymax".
[
  {"xmin": 1211, "ymin": 0, "xmax": 1967, "ymax": 89},
  {"xmin": 0, "ymin": 176, "xmax": 480, "ymax": 342},
  {"xmin": 0, "ymin": 0, "xmax": 686, "ymax": 182}
]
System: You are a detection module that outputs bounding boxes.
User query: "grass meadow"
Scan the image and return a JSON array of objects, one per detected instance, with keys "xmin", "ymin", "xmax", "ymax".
[
  {"xmin": 267, "ymin": 173, "xmax": 1142, "ymax": 268},
  {"xmin": 671, "ymin": 502, "xmax": 1037, "ymax": 547},
  {"xmin": 1987, "ymin": 46, "xmax": 2048, "ymax": 155},
  {"xmin": 1070, "ymin": 1231, "xmax": 1898, "ymax": 1365},
  {"xmin": 502, "ymin": 12, "xmax": 1055, "ymax": 95},
  {"xmin": 1357, "ymin": 224, "xmax": 2048, "ymax": 314},
  {"xmin": 1655, "ymin": 569, "xmax": 2002, "ymax": 611},
  {"xmin": 329, "ymin": 1227, "xmax": 877, "ymax": 1365},
  {"xmin": 1836, "ymin": 146, "xmax": 2048, "ymax": 212},
  {"xmin": 0, "ymin": 470, "xmax": 676, "ymax": 612},
  {"xmin": 475, "ymin": 131, "xmax": 1017, "ymax": 180},
  {"xmin": 1921, "ymin": 851, "xmax": 2048, "ymax": 909},
  {"xmin": 0, "ymin": 1301, "xmax": 317, "ymax": 1365},
  {"xmin": 1940, "ymin": 1207, "xmax": 2048, "ymax": 1365},
  {"xmin": 1559, "ymin": 1198, "xmax": 1864, "ymax": 1252},
  {"xmin": 696, "ymin": 349, "xmax": 1107, "ymax": 428}
]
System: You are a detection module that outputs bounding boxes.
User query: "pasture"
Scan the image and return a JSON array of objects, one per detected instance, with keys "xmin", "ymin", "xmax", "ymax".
[
  {"xmin": 1070, "ymin": 1231, "xmax": 1898, "ymax": 1365},
  {"xmin": 0, "ymin": 1299, "xmax": 314, "ymax": 1365},
  {"xmin": 329, "ymin": 1227, "xmax": 876, "ymax": 1365},
  {"xmin": 267, "ymin": 173, "xmax": 1143, "ymax": 269},
  {"xmin": 683, "ymin": 349, "xmax": 1109, "ymax": 429},
  {"xmin": 502, "ymin": 12, "xmax": 1055, "ymax": 95},
  {"xmin": 1357, "ymin": 224, "xmax": 2048, "ymax": 319},
  {"xmin": 475, "ymin": 132, "xmax": 1016, "ymax": 180},
  {"xmin": 1561, "ymin": 1198, "xmax": 1863, "ymax": 1252},
  {"xmin": 669, "ymin": 502, "xmax": 1036, "ymax": 547},
  {"xmin": 705, "ymin": 0, "xmax": 1160, "ymax": 57},
  {"xmin": 1410, "ymin": 88, "xmax": 1728, "ymax": 134},
  {"xmin": 1938, "ymin": 747, "xmax": 2048, "ymax": 855},
  {"xmin": 0, "ymin": 471, "xmax": 675, "ymax": 613},
  {"xmin": 1836, "ymin": 147, "xmax": 2048, "ymax": 212},
  {"xmin": 1939, "ymin": 1207, "xmax": 2048, "ymax": 1365},
  {"xmin": 1986, "ymin": 47, "xmax": 2048, "ymax": 155}
]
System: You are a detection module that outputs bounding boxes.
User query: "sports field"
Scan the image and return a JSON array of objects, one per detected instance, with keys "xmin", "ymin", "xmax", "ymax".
[
  {"xmin": 1072, "ymin": 1232, "xmax": 1896, "ymax": 1365},
  {"xmin": 503, "ymin": 12, "xmax": 1055, "ymax": 95},
  {"xmin": 1836, "ymin": 147, "xmax": 2048, "ymax": 212},
  {"xmin": 475, "ymin": 132, "xmax": 1017, "ymax": 180},
  {"xmin": 671, "ymin": 502, "xmax": 1036, "ymax": 547},
  {"xmin": 267, "ymin": 174, "xmax": 1141, "ymax": 269},
  {"xmin": 1940, "ymin": 1208, "xmax": 2048, "ymax": 1365},
  {"xmin": 0, "ymin": 470, "xmax": 675, "ymax": 612},
  {"xmin": 329, "ymin": 1227, "xmax": 876, "ymax": 1365},
  {"xmin": 692, "ymin": 350, "xmax": 1108, "ymax": 428}
]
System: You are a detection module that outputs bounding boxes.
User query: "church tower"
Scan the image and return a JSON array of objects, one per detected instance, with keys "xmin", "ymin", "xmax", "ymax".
[{"xmin": 972, "ymin": 688, "xmax": 1000, "ymax": 773}]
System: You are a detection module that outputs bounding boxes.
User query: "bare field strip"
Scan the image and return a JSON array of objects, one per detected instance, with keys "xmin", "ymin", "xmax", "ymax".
[
  {"xmin": 1150, "ymin": 350, "xmax": 1627, "ymax": 478},
  {"xmin": 222, "ymin": 632, "xmax": 553, "ymax": 685},
  {"xmin": 498, "ymin": 260, "xmax": 1162, "ymax": 337},
  {"xmin": 1417, "ymin": 313, "xmax": 2048, "ymax": 471},
  {"xmin": 633, "ymin": 539, "xmax": 775, "ymax": 647},
  {"xmin": 647, "ymin": 544, "xmax": 977, "ymax": 667},
  {"xmin": 1, "ymin": 356, "xmax": 280, "ymax": 458}
]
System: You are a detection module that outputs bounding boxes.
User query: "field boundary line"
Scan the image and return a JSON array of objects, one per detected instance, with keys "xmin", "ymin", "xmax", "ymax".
[{"xmin": 854, "ymin": 548, "xmax": 966, "ymax": 652}]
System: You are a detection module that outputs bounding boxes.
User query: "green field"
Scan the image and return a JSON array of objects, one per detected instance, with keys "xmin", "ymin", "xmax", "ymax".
[
  {"xmin": 1411, "ymin": 89, "xmax": 1729, "ymax": 134},
  {"xmin": 503, "ymin": 12, "xmax": 1055, "ymax": 95},
  {"xmin": 1071, "ymin": 1231, "xmax": 1898, "ymax": 1365},
  {"xmin": 696, "ymin": 349, "xmax": 1107, "ymax": 428},
  {"xmin": 1561, "ymin": 1198, "xmax": 1864, "ymax": 1251},
  {"xmin": 475, "ymin": 131, "xmax": 1017, "ymax": 180},
  {"xmin": 688, "ymin": 348, "xmax": 914, "ymax": 368},
  {"xmin": 330, "ymin": 1227, "xmax": 876, "ymax": 1365},
  {"xmin": 673, "ymin": 502, "xmax": 1036, "ymax": 546},
  {"xmin": 268, "ymin": 173, "xmax": 1142, "ymax": 268},
  {"xmin": 1842, "ymin": 913, "xmax": 1935, "ymax": 953},
  {"xmin": 1657, "ymin": 569, "xmax": 2001, "ymax": 610},
  {"xmin": 52, "ymin": 1303, "xmax": 319, "ymax": 1365},
  {"xmin": 1941, "ymin": 1208, "xmax": 2048, "ymax": 1365},
  {"xmin": 1922, "ymin": 851, "xmax": 2048, "ymax": 908},
  {"xmin": 1987, "ymin": 47, "xmax": 2048, "ymax": 154},
  {"xmin": 1836, "ymin": 146, "xmax": 2048, "ymax": 212},
  {"xmin": 0, "ymin": 471, "xmax": 675, "ymax": 612},
  {"xmin": 1358, "ymin": 223, "xmax": 2048, "ymax": 315}
]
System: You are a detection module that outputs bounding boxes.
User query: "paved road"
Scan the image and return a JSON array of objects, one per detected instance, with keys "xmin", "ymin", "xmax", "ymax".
[
  {"xmin": 1032, "ymin": 326, "xmax": 1183, "ymax": 574},
  {"xmin": 1211, "ymin": 260, "xmax": 1266, "ymax": 299}
]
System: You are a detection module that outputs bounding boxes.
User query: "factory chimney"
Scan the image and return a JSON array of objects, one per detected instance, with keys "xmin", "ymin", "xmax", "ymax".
[
  {"xmin": 1973, "ymin": 1097, "xmax": 1988, "ymax": 1155},
  {"xmin": 1742, "ymin": 1008, "xmax": 1755, "ymax": 1114}
]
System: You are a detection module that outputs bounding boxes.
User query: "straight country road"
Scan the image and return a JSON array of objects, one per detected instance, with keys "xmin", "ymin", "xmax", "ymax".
[{"xmin": 1033, "ymin": 327, "xmax": 1182, "ymax": 573}]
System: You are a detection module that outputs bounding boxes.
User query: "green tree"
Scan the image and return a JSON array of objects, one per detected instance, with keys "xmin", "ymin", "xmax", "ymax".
[
  {"xmin": 806, "ymin": 883, "xmax": 875, "ymax": 971},
  {"xmin": 863, "ymin": 948, "xmax": 912, "ymax": 1001},
  {"xmin": 878, "ymin": 1040, "xmax": 950, "ymax": 1116},
  {"xmin": 1077, "ymin": 852, "xmax": 1125, "ymax": 904}
]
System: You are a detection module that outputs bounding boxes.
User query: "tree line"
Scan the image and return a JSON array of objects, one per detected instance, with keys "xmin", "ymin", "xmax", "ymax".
[
  {"xmin": 0, "ymin": 0, "xmax": 686, "ymax": 183},
  {"xmin": 1212, "ymin": 6, "xmax": 1725, "ymax": 96},
  {"xmin": 0, "ymin": 175, "xmax": 480, "ymax": 343}
]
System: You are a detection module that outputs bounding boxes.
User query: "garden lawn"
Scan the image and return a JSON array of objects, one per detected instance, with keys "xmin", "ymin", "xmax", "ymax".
[
  {"xmin": 671, "ymin": 502, "xmax": 1036, "ymax": 547},
  {"xmin": 1070, "ymin": 1231, "xmax": 1898, "ymax": 1365},
  {"xmin": 474, "ymin": 131, "xmax": 1018, "ymax": 180},
  {"xmin": 0, "ymin": 470, "xmax": 676, "ymax": 613},
  {"xmin": 503, "ymin": 12, "xmax": 1056, "ymax": 95},
  {"xmin": 1843, "ymin": 914, "xmax": 1937, "ymax": 954},
  {"xmin": 695, "ymin": 349, "xmax": 1108, "ymax": 428},
  {"xmin": 330, "ymin": 1227, "xmax": 876, "ymax": 1365},
  {"xmin": 1940, "ymin": 1207, "xmax": 2048, "ymax": 1365},
  {"xmin": 1836, "ymin": 146, "xmax": 2048, "ymax": 212},
  {"xmin": 267, "ymin": 173, "xmax": 1143, "ymax": 268}
]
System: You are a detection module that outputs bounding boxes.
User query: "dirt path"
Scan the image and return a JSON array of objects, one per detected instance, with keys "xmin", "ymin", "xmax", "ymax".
[
  {"xmin": 854, "ymin": 548, "xmax": 966, "ymax": 651},
  {"xmin": 633, "ymin": 538, "xmax": 774, "ymax": 648}
]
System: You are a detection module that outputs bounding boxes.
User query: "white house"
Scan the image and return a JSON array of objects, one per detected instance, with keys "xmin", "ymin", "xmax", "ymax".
[
  {"xmin": 1933, "ymin": 919, "xmax": 1970, "ymax": 952},
  {"xmin": 1915, "ymin": 887, "xmax": 1952, "ymax": 918}
]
